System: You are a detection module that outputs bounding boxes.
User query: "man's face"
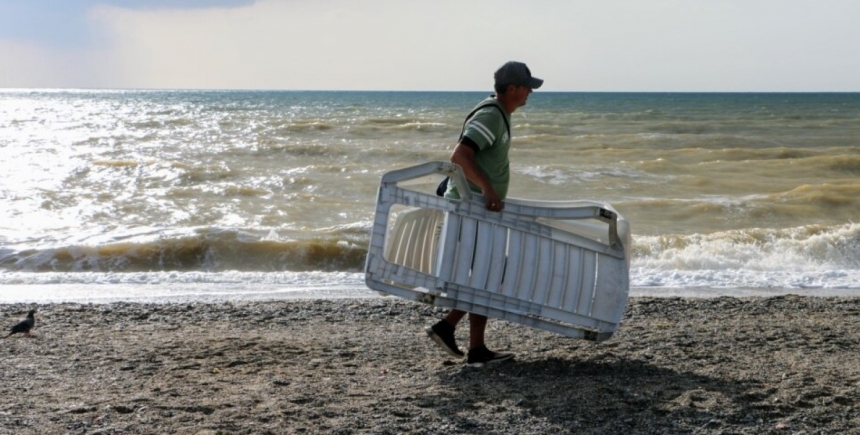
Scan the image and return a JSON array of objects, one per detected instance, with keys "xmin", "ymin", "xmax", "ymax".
[{"xmin": 512, "ymin": 85, "xmax": 534, "ymax": 107}]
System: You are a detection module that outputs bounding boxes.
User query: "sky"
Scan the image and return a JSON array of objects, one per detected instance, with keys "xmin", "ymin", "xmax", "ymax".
[{"xmin": 1, "ymin": 0, "xmax": 859, "ymax": 92}]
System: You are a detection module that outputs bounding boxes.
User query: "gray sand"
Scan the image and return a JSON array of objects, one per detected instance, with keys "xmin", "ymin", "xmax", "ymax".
[{"xmin": 2, "ymin": 296, "xmax": 859, "ymax": 434}]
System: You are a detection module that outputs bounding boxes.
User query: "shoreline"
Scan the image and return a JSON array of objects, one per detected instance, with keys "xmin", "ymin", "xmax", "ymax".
[
  {"xmin": 2, "ymin": 296, "xmax": 859, "ymax": 434},
  {"xmin": 1, "ymin": 282, "xmax": 857, "ymax": 305}
]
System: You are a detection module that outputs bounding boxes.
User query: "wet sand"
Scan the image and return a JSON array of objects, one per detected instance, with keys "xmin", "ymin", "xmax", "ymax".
[{"xmin": 2, "ymin": 296, "xmax": 859, "ymax": 434}]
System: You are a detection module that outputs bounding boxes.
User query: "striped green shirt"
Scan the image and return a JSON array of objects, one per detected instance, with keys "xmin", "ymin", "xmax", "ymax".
[{"xmin": 447, "ymin": 97, "xmax": 511, "ymax": 200}]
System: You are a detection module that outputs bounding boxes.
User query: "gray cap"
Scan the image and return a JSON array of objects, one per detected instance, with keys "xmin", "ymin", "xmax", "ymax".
[{"xmin": 494, "ymin": 61, "xmax": 543, "ymax": 89}]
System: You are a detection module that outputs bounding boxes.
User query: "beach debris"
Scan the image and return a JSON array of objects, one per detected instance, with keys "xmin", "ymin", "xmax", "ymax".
[{"xmin": 4, "ymin": 309, "xmax": 37, "ymax": 338}]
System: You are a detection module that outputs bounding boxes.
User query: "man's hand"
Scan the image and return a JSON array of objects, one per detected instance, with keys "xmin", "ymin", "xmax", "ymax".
[{"xmin": 484, "ymin": 190, "xmax": 503, "ymax": 212}]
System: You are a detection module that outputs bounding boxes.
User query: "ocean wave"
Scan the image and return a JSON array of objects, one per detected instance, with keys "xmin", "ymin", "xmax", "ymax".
[
  {"xmin": 630, "ymin": 223, "xmax": 860, "ymax": 289},
  {"xmin": 821, "ymin": 155, "xmax": 860, "ymax": 174},
  {"xmin": 366, "ymin": 117, "xmax": 414, "ymax": 125},
  {"xmin": 0, "ymin": 230, "xmax": 369, "ymax": 273},
  {"xmin": 618, "ymin": 190, "xmax": 860, "ymax": 235},
  {"xmin": 634, "ymin": 223, "xmax": 860, "ymax": 271},
  {"xmin": 692, "ymin": 146, "xmax": 819, "ymax": 161},
  {"xmin": 275, "ymin": 121, "xmax": 335, "ymax": 132},
  {"xmin": 630, "ymin": 268, "xmax": 860, "ymax": 290},
  {"xmin": 394, "ymin": 122, "xmax": 448, "ymax": 131},
  {"xmin": 516, "ymin": 164, "xmax": 665, "ymax": 187},
  {"xmin": 347, "ymin": 122, "xmax": 450, "ymax": 135},
  {"xmin": 261, "ymin": 144, "xmax": 336, "ymax": 157},
  {"xmin": 768, "ymin": 183, "xmax": 860, "ymax": 208}
]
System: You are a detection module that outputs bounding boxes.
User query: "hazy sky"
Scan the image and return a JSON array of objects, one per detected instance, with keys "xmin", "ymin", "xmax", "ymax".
[{"xmin": 1, "ymin": 0, "xmax": 859, "ymax": 91}]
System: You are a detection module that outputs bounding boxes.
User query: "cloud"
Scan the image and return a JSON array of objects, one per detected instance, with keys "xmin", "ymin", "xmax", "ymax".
[
  {"xmin": 2, "ymin": 0, "xmax": 859, "ymax": 91},
  {"xmin": 0, "ymin": 0, "xmax": 255, "ymax": 49},
  {"xmin": 0, "ymin": 0, "xmax": 257, "ymax": 89},
  {"xmin": 88, "ymin": 0, "xmax": 505, "ymax": 90},
  {"xmin": 0, "ymin": 39, "xmax": 106, "ymax": 88}
]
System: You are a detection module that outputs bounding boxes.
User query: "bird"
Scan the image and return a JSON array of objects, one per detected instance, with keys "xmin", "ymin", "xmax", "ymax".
[{"xmin": 4, "ymin": 310, "xmax": 36, "ymax": 338}]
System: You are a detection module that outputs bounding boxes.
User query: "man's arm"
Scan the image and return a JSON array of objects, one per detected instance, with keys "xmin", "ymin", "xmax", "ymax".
[{"xmin": 450, "ymin": 142, "xmax": 503, "ymax": 212}]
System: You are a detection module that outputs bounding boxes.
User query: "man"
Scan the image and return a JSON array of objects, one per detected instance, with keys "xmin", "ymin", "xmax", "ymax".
[{"xmin": 427, "ymin": 61, "xmax": 543, "ymax": 366}]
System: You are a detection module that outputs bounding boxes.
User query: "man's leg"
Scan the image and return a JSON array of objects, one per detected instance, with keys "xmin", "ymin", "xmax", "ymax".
[
  {"xmin": 468, "ymin": 313, "xmax": 487, "ymax": 349},
  {"xmin": 427, "ymin": 309, "xmax": 467, "ymax": 357},
  {"xmin": 443, "ymin": 309, "xmax": 467, "ymax": 327},
  {"xmin": 466, "ymin": 313, "xmax": 513, "ymax": 366}
]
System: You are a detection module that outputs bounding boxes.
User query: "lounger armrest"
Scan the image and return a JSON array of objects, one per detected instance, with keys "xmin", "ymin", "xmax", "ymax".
[{"xmin": 379, "ymin": 161, "xmax": 472, "ymax": 201}]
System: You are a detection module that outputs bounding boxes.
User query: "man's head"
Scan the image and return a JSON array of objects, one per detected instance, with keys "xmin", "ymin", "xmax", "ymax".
[
  {"xmin": 494, "ymin": 61, "xmax": 543, "ymax": 110},
  {"xmin": 494, "ymin": 61, "xmax": 543, "ymax": 94}
]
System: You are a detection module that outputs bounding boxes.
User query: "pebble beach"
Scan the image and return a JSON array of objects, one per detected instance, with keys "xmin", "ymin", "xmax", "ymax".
[{"xmin": 2, "ymin": 296, "xmax": 859, "ymax": 434}]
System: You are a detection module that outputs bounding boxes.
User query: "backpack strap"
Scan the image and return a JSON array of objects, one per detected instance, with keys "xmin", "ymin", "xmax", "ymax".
[{"xmin": 458, "ymin": 101, "xmax": 510, "ymax": 141}]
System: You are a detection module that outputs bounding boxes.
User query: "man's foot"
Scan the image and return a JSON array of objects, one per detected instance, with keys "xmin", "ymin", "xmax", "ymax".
[
  {"xmin": 426, "ymin": 321, "xmax": 464, "ymax": 358},
  {"xmin": 466, "ymin": 345, "xmax": 513, "ymax": 367}
]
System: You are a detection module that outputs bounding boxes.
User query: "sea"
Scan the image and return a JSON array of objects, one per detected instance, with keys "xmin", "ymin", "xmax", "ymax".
[{"xmin": 2, "ymin": 89, "xmax": 860, "ymax": 303}]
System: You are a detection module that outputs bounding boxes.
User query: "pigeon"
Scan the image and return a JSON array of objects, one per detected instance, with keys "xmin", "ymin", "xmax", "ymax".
[{"xmin": 4, "ymin": 309, "xmax": 36, "ymax": 338}]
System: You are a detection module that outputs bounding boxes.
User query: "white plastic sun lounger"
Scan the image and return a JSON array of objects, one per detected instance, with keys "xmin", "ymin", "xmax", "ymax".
[{"xmin": 364, "ymin": 162, "xmax": 631, "ymax": 341}]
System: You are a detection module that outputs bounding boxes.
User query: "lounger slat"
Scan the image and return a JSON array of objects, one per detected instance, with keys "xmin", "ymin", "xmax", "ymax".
[
  {"xmin": 548, "ymin": 242, "xmax": 568, "ymax": 309},
  {"xmin": 484, "ymin": 225, "xmax": 507, "ymax": 292},
  {"xmin": 562, "ymin": 247, "xmax": 585, "ymax": 312},
  {"xmin": 515, "ymin": 233, "xmax": 539, "ymax": 302},
  {"xmin": 531, "ymin": 238, "xmax": 553, "ymax": 305},
  {"xmin": 576, "ymin": 252, "xmax": 598, "ymax": 317},
  {"xmin": 468, "ymin": 221, "xmax": 494, "ymax": 290},
  {"xmin": 452, "ymin": 217, "xmax": 478, "ymax": 286},
  {"xmin": 500, "ymin": 230, "xmax": 523, "ymax": 297}
]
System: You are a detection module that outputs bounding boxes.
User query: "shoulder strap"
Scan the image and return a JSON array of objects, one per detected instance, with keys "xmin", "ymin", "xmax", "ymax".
[{"xmin": 459, "ymin": 101, "xmax": 510, "ymax": 140}]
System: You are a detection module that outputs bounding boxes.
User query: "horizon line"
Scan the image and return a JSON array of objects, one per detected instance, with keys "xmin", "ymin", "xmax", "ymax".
[{"xmin": 2, "ymin": 87, "xmax": 859, "ymax": 94}]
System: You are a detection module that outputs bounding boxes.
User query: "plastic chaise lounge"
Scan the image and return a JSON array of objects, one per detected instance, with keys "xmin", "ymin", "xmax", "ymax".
[{"xmin": 364, "ymin": 161, "xmax": 631, "ymax": 341}]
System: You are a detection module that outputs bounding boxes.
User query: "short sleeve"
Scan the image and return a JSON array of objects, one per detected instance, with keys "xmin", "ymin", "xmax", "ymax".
[{"xmin": 461, "ymin": 108, "xmax": 505, "ymax": 151}]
